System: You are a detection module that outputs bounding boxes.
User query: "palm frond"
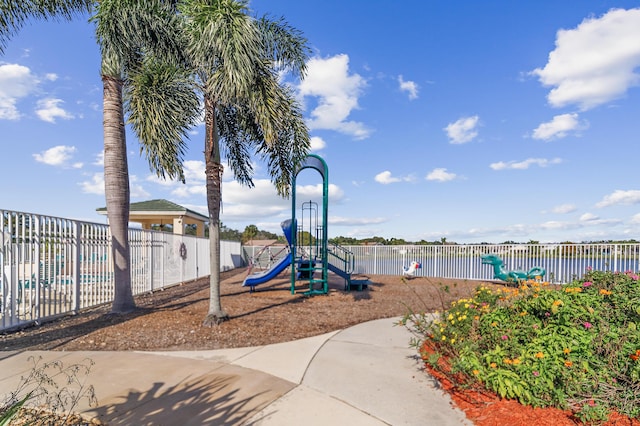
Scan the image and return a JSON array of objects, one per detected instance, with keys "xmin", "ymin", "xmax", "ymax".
[
  {"xmin": 216, "ymin": 104, "xmax": 256, "ymax": 187},
  {"xmin": 93, "ymin": 0, "xmax": 187, "ymax": 72},
  {"xmin": 0, "ymin": 0, "xmax": 92, "ymax": 53},
  {"xmin": 125, "ymin": 60, "xmax": 201, "ymax": 182},
  {"xmin": 181, "ymin": 0, "xmax": 262, "ymax": 102},
  {"xmin": 256, "ymin": 15, "xmax": 310, "ymax": 78}
]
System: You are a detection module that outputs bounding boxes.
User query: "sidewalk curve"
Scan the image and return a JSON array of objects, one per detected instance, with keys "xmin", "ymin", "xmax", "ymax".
[{"xmin": 0, "ymin": 317, "xmax": 471, "ymax": 425}]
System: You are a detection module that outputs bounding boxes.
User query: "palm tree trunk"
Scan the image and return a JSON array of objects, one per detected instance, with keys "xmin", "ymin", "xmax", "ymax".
[
  {"xmin": 203, "ymin": 94, "xmax": 229, "ymax": 326},
  {"xmin": 103, "ymin": 74, "xmax": 136, "ymax": 314}
]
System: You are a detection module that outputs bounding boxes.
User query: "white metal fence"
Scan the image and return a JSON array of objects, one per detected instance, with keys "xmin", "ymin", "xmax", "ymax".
[
  {"xmin": 1, "ymin": 209, "xmax": 243, "ymax": 332},
  {"xmin": 244, "ymin": 243, "xmax": 640, "ymax": 284},
  {"xmin": 342, "ymin": 244, "xmax": 640, "ymax": 283},
  {"xmin": 5, "ymin": 206, "xmax": 638, "ymax": 333}
]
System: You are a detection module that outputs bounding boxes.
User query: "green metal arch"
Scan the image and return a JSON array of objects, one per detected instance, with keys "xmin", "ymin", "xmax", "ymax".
[{"xmin": 290, "ymin": 154, "xmax": 329, "ymax": 294}]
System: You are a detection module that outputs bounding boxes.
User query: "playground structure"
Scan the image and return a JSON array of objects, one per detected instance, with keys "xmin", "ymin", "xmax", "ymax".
[
  {"xmin": 481, "ymin": 254, "xmax": 546, "ymax": 283},
  {"xmin": 402, "ymin": 261, "xmax": 422, "ymax": 278},
  {"xmin": 243, "ymin": 155, "xmax": 368, "ymax": 295}
]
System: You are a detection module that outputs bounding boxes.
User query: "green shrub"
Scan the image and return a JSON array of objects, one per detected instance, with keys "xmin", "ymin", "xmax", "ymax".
[{"xmin": 404, "ymin": 270, "xmax": 640, "ymax": 422}]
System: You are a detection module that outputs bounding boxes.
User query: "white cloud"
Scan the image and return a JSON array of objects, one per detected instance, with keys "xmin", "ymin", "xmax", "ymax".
[
  {"xmin": 0, "ymin": 63, "xmax": 39, "ymax": 120},
  {"xmin": 80, "ymin": 173, "xmax": 104, "ymax": 195},
  {"xmin": 398, "ymin": 75, "xmax": 418, "ymax": 100},
  {"xmin": 35, "ymin": 97, "xmax": 74, "ymax": 123},
  {"xmin": 129, "ymin": 175, "xmax": 150, "ymax": 199},
  {"xmin": 298, "ymin": 54, "xmax": 371, "ymax": 139},
  {"xmin": 157, "ymin": 160, "xmax": 205, "ymax": 195},
  {"xmin": 425, "ymin": 168, "xmax": 457, "ymax": 182},
  {"xmin": 631, "ymin": 213, "xmax": 640, "ymax": 224},
  {"xmin": 596, "ymin": 189, "xmax": 640, "ymax": 207},
  {"xmin": 297, "ymin": 183, "xmax": 345, "ymax": 202},
  {"xmin": 182, "ymin": 160, "xmax": 205, "ymax": 182},
  {"xmin": 490, "ymin": 157, "xmax": 562, "ymax": 170},
  {"xmin": 374, "ymin": 171, "xmax": 415, "ymax": 184},
  {"xmin": 444, "ymin": 115, "xmax": 479, "ymax": 144},
  {"xmin": 171, "ymin": 184, "xmax": 205, "ymax": 198},
  {"xmin": 531, "ymin": 8, "xmax": 640, "ymax": 110},
  {"xmin": 532, "ymin": 113, "xmax": 588, "ymax": 141},
  {"xmin": 309, "ymin": 136, "xmax": 326, "ymax": 151},
  {"xmin": 33, "ymin": 145, "xmax": 82, "ymax": 168},
  {"xmin": 329, "ymin": 216, "xmax": 387, "ymax": 226},
  {"xmin": 44, "ymin": 73, "xmax": 58, "ymax": 81},
  {"xmin": 215, "ymin": 178, "xmax": 345, "ymax": 222},
  {"xmin": 551, "ymin": 203, "xmax": 577, "ymax": 214},
  {"xmin": 93, "ymin": 151, "xmax": 104, "ymax": 166},
  {"xmin": 80, "ymin": 172, "xmax": 149, "ymax": 198},
  {"xmin": 375, "ymin": 171, "xmax": 400, "ymax": 184},
  {"xmin": 580, "ymin": 212, "xmax": 599, "ymax": 222}
]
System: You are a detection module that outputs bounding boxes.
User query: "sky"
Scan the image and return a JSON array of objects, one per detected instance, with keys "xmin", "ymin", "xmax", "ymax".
[{"xmin": 2, "ymin": 0, "xmax": 640, "ymax": 244}]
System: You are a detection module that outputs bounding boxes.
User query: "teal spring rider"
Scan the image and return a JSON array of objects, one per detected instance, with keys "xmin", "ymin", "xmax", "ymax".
[{"xmin": 481, "ymin": 254, "xmax": 545, "ymax": 283}]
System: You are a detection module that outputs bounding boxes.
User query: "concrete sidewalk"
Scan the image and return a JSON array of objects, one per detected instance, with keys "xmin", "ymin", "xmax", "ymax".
[{"xmin": 0, "ymin": 317, "xmax": 471, "ymax": 425}]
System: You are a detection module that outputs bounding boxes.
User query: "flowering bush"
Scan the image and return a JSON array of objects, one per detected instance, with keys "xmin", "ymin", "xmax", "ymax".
[{"xmin": 404, "ymin": 270, "xmax": 640, "ymax": 423}]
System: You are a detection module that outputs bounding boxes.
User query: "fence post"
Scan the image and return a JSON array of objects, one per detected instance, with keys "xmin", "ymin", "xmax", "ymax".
[
  {"xmin": 72, "ymin": 221, "xmax": 81, "ymax": 313},
  {"xmin": 149, "ymin": 231, "xmax": 154, "ymax": 293},
  {"xmin": 34, "ymin": 215, "xmax": 41, "ymax": 322}
]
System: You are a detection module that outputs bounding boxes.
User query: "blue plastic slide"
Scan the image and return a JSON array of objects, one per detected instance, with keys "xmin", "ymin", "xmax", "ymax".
[{"xmin": 242, "ymin": 254, "xmax": 292, "ymax": 289}]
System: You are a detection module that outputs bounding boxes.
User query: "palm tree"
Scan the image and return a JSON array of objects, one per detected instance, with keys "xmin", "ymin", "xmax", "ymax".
[
  {"xmin": 93, "ymin": 0, "xmax": 200, "ymax": 313},
  {"xmin": 178, "ymin": 0, "xmax": 310, "ymax": 325},
  {"xmin": 1, "ymin": 1, "xmax": 200, "ymax": 314},
  {"xmin": 0, "ymin": 0, "xmax": 92, "ymax": 53}
]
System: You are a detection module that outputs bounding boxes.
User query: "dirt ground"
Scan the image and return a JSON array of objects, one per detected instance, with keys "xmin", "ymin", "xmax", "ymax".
[{"xmin": 0, "ymin": 269, "xmax": 501, "ymax": 352}]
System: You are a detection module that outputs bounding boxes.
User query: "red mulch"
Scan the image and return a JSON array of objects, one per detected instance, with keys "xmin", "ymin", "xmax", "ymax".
[{"xmin": 420, "ymin": 342, "xmax": 640, "ymax": 426}]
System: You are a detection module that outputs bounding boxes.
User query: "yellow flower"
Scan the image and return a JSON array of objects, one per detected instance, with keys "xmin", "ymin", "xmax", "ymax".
[
  {"xmin": 473, "ymin": 369, "xmax": 480, "ymax": 376},
  {"xmin": 448, "ymin": 314, "xmax": 454, "ymax": 320},
  {"xmin": 563, "ymin": 348, "xmax": 571, "ymax": 354},
  {"xmin": 491, "ymin": 321, "xmax": 498, "ymax": 327},
  {"xmin": 552, "ymin": 300, "xmax": 563, "ymax": 307},
  {"xmin": 512, "ymin": 358, "xmax": 521, "ymax": 365},
  {"xmin": 450, "ymin": 338, "xmax": 456, "ymax": 344},
  {"xmin": 519, "ymin": 311, "xmax": 528, "ymax": 316},
  {"xmin": 535, "ymin": 352, "xmax": 544, "ymax": 359},
  {"xmin": 441, "ymin": 336, "xmax": 446, "ymax": 341},
  {"xmin": 599, "ymin": 289, "xmax": 612, "ymax": 296}
]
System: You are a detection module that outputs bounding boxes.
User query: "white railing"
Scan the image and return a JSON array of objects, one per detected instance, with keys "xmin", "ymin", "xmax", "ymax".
[
  {"xmin": 1, "ymin": 209, "xmax": 243, "ymax": 332},
  {"xmin": 243, "ymin": 243, "xmax": 640, "ymax": 284},
  {"xmin": 344, "ymin": 244, "xmax": 640, "ymax": 283},
  {"xmin": 7, "ymin": 207, "xmax": 638, "ymax": 333}
]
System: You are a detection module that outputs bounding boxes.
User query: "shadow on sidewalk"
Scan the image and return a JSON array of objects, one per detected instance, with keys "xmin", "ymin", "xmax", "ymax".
[{"xmin": 90, "ymin": 373, "xmax": 278, "ymax": 426}]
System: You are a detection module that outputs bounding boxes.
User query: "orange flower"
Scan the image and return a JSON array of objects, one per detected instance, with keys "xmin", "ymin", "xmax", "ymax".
[
  {"xmin": 534, "ymin": 352, "xmax": 544, "ymax": 359},
  {"xmin": 490, "ymin": 362, "xmax": 497, "ymax": 368},
  {"xmin": 564, "ymin": 360, "xmax": 573, "ymax": 367}
]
